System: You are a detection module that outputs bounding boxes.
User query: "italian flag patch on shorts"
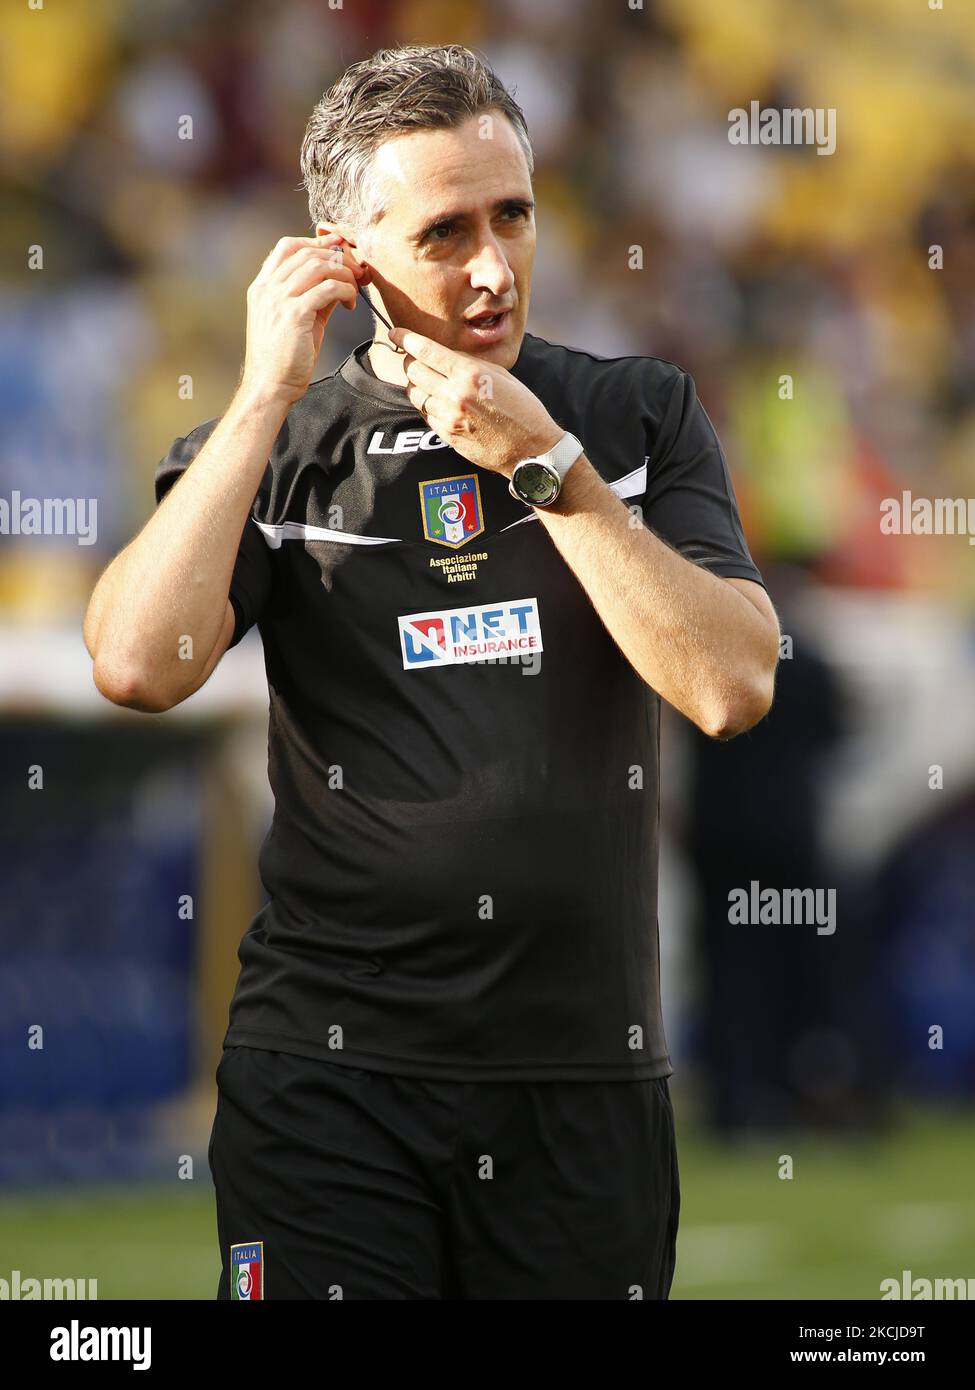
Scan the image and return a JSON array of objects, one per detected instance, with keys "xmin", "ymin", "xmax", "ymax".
[{"xmin": 230, "ymin": 1242, "xmax": 263, "ymax": 1300}]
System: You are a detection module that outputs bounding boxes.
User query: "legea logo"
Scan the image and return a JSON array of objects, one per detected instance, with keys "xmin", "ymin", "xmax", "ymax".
[
  {"xmin": 368, "ymin": 429, "xmax": 449, "ymax": 455},
  {"xmin": 399, "ymin": 598, "xmax": 543, "ymax": 670}
]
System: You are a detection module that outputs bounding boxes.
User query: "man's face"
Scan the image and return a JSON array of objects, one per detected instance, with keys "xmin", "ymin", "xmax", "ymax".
[{"xmin": 321, "ymin": 112, "xmax": 535, "ymax": 369}]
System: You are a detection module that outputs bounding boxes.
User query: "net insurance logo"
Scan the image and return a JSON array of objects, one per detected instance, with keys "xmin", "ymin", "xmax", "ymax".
[
  {"xmin": 230, "ymin": 1242, "xmax": 264, "ymax": 1300},
  {"xmin": 399, "ymin": 598, "xmax": 543, "ymax": 670}
]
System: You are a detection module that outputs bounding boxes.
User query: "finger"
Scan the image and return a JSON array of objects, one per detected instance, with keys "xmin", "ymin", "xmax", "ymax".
[
  {"xmin": 297, "ymin": 276, "xmax": 358, "ymax": 316},
  {"xmin": 281, "ymin": 252, "xmax": 357, "ymax": 299},
  {"xmin": 416, "ymin": 392, "xmax": 472, "ymax": 440},
  {"xmin": 315, "ymin": 233, "xmax": 370, "ymax": 285},
  {"xmin": 403, "ymin": 357, "xmax": 445, "ymax": 396},
  {"xmin": 389, "ymin": 328, "xmax": 461, "ymax": 378},
  {"xmin": 405, "ymin": 380, "xmax": 433, "ymax": 415},
  {"xmin": 273, "ymin": 245, "xmax": 352, "ymax": 291},
  {"xmin": 265, "ymin": 245, "xmax": 322, "ymax": 289},
  {"xmin": 305, "ymin": 240, "xmax": 367, "ymax": 286},
  {"xmin": 254, "ymin": 235, "xmax": 322, "ymax": 286},
  {"xmin": 272, "ymin": 238, "xmax": 345, "ymax": 276},
  {"xmin": 426, "ymin": 408, "xmax": 472, "ymax": 444}
]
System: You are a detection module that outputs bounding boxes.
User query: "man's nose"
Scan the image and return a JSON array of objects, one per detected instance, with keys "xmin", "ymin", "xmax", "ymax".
[{"xmin": 468, "ymin": 238, "xmax": 514, "ymax": 297}]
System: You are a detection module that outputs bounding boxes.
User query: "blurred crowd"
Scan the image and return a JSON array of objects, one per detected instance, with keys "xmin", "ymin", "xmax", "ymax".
[
  {"xmin": 1, "ymin": 0, "xmax": 974, "ymax": 614},
  {"xmin": 2, "ymin": 2, "xmax": 975, "ymax": 1153}
]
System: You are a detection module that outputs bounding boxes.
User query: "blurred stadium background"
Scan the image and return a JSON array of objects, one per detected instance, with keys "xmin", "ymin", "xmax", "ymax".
[{"xmin": 1, "ymin": 0, "xmax": 974, "ymax": 1299}]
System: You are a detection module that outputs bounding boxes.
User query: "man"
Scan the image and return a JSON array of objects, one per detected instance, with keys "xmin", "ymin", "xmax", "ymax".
[{"xmin": 84, "ymin": 43, "xmax": 778, "ymax": 1300}]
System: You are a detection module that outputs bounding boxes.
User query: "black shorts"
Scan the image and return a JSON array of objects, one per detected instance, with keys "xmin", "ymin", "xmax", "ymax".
[{"xmin": 208, "ymin": 1045, "xmax": 680, "ymax": 1300}]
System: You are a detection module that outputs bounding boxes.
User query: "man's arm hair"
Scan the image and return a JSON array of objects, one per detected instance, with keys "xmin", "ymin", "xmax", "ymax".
[{"xmin": 83, "ymin": 386, "xmax": 287, "ymax": 712}]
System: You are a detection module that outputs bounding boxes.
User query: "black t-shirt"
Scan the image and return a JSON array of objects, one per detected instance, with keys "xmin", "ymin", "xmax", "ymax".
[{"xmin": 154, "ymin": 332, "xmax": 765, "ymax": 1081}]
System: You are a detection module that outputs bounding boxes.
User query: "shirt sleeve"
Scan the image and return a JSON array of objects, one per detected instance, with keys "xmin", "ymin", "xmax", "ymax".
[
  {"xmin": 153, "ymin": 422, "xmax": 273, "ymax": 648},
  {"xmin": 641, "ymin": 366, "xmax": 766, "ymax": 589}
]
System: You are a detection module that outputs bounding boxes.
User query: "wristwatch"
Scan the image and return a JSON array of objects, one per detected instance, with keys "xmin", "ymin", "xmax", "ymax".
[{"xmin": 508, "ymin": 431, "xmax": 584, "ymax": 508}]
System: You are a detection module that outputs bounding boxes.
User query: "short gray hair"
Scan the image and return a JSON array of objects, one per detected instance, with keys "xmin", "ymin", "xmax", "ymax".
[{"xmin": 299, "ymin": 44, "xmax": 534, "ymax": 243}]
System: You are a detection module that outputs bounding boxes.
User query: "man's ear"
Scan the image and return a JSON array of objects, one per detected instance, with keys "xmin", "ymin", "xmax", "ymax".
[{"xmin": 315, "ymin": 223, "xmax": 372, "ymax": 286}]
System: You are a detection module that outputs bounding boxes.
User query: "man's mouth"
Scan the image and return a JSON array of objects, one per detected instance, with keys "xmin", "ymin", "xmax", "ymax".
[{"xmin": 463, "ymin": 309, "xmax": 512, "ymax": 339}]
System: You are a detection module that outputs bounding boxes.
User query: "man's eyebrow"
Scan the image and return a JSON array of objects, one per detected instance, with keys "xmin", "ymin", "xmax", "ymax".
[{"xmin": 410, "ymin": 197, "xmax": 535, "ymax": 243}]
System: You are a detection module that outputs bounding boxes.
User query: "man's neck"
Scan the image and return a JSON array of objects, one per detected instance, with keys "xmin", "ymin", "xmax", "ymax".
[{"xmin": 367, "ymin": 336, "xmax": 409, "ymax": 388}]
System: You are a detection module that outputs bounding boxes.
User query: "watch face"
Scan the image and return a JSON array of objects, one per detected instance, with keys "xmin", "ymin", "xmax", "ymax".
[{"xmin": 515, "ymin": 462, "xmax": 559, "ymax": 506}]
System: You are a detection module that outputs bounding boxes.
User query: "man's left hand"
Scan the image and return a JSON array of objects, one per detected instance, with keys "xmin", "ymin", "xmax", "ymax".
[{"xmin": 390, "ymin": 327, "xmax": 564, "ymax": 477}]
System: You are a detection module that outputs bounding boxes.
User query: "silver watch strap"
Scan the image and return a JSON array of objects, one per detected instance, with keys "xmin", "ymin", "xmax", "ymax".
[{"xmin": 540, "ymin": 432, "xmax": 584, "ymax": 481}]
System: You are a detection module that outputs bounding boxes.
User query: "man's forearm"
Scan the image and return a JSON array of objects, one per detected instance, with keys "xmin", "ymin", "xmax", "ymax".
[
  {"xmin": 532, "ymin": 456, "xmax": 779, "ymax": 737},
  {"xmin": 85, "ymin": 385, "xmax": 289, "ymax": 706}
]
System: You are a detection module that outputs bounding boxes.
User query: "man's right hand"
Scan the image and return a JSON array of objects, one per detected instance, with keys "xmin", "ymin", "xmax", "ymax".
[{"xmin": 240, "ymin": 233, "xmax": 365, "ymax": 406}]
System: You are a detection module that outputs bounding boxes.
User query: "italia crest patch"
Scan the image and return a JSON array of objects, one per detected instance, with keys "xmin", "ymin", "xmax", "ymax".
[
  {"xmin": 230, "ymin": 1241, "xmax": 264, "ymax": 1300},
  {"xmin": 419, "ymin": 474, "xmax": 484, "ymax": 547}
]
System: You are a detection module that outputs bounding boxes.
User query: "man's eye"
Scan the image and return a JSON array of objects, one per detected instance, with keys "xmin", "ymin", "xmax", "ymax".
[{"xmin": 429, "ymin": 224, "xmax": 453, "ymax": 241}]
